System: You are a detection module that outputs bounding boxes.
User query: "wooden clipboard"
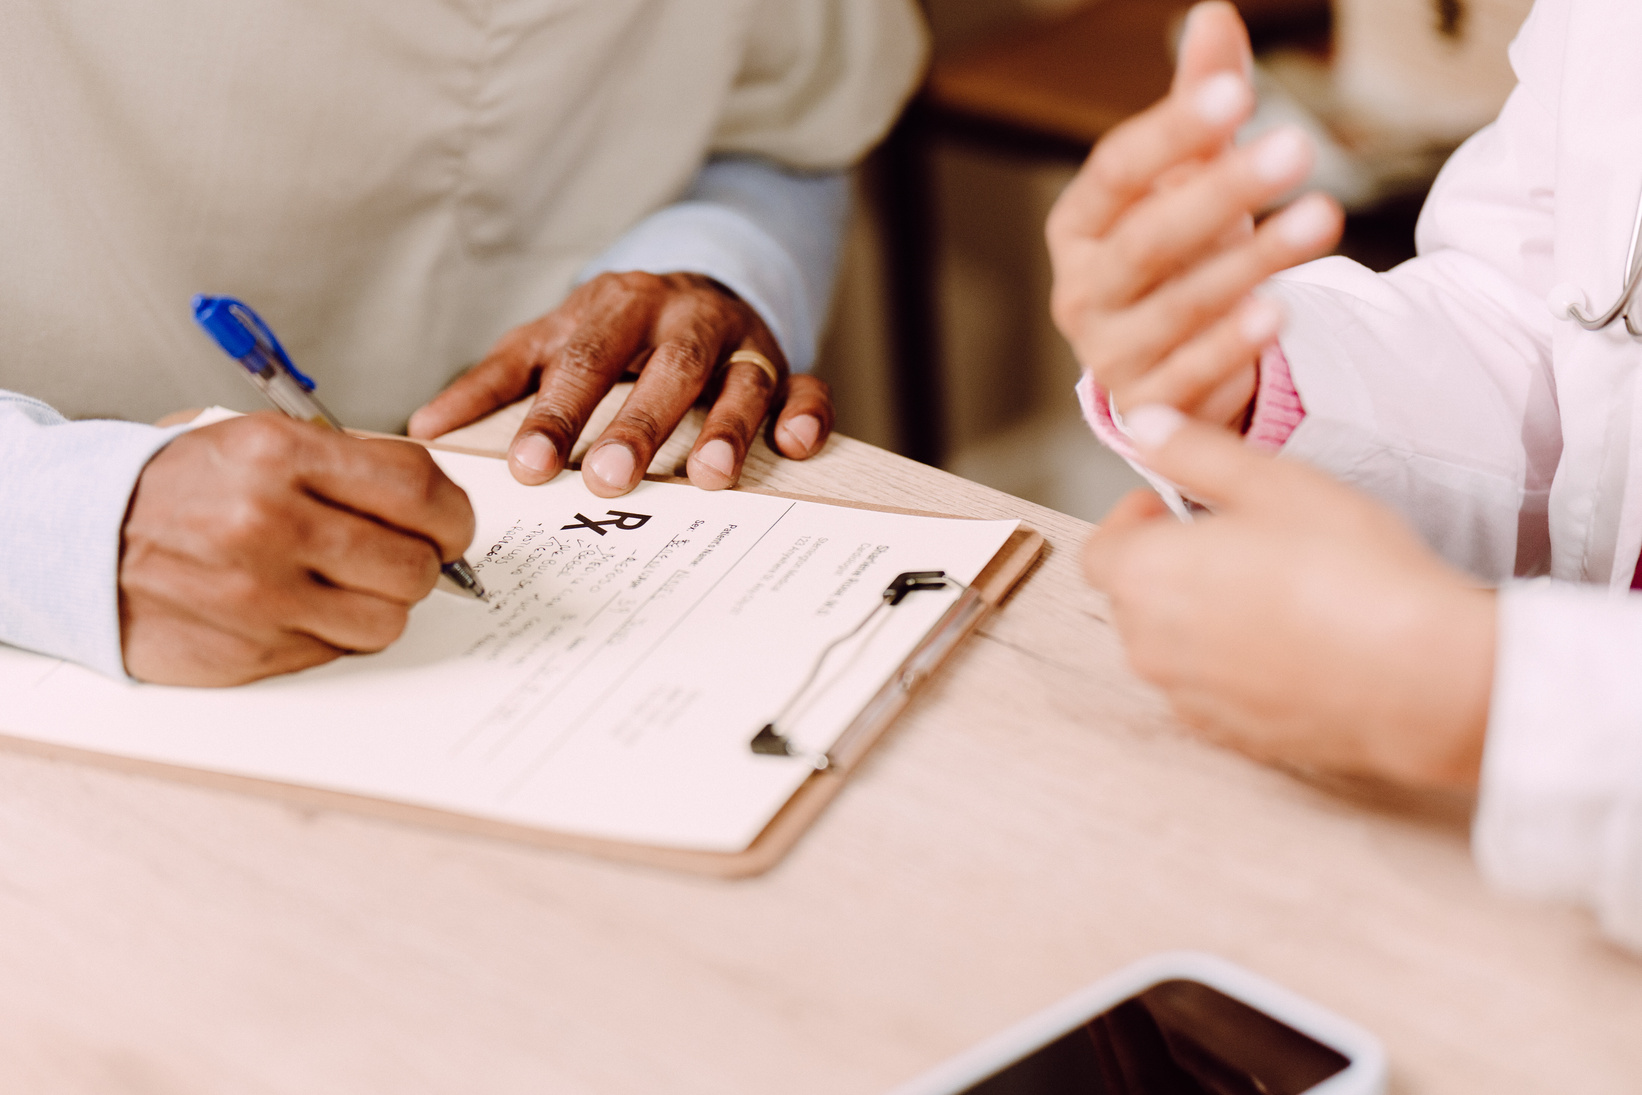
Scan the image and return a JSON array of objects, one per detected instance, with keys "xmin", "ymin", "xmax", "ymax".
[{"xmin": 0, "ymin": 445, "xmax": 1045, "ymax": 879}]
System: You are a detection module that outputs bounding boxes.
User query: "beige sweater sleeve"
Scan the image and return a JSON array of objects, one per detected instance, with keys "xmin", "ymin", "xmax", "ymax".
[{"xmin": 710, "ymin": 0, "xmax": 929, "ymax": 170}]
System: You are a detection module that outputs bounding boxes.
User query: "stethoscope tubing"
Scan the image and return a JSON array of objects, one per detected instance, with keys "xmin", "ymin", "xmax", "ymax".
[{"xmin": 1567, "ymin": 183, "xmax": 1642, "ymax": 336}]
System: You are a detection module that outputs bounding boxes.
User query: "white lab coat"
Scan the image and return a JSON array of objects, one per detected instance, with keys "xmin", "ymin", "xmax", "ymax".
[{"xmin": 1268, "ymin": 0, "xmax": 1642, "ymax": 949}]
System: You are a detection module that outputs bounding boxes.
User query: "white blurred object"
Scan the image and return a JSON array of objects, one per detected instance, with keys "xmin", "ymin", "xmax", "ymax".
[
  {"xmin": 1240, "ymin": 0, "xmax": 1536, "ymax": 211},
  {"xmin": 1241, "ymin": 60, "xmax": 1385, "ymax": 210},
  {"xmin": 1333, "ymin": 0, "xmax": 1535, "ymax": 143}
]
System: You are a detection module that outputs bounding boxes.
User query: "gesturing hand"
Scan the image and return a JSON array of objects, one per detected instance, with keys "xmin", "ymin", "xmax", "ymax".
[
  {"xmin": 1046, "ymin": 1, "xmax": 1343, "ymax": 430},
  {"xmin": 120, "ymin": 414, "xmax": 477, "ymax": 686},
  {"xmin": 407, "ymin": 272, "xmax": 834, "ymax": 496},
  {"xmin": 1081, "ymin": 406, "xmax": 1495, "ymax": 789}
]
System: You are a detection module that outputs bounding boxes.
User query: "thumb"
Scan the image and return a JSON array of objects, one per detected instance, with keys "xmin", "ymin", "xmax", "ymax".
[
  {"xmin": 1100, "ymin": 487, "xmax": 1173, "ymax": 533},
  {"xmin": 1124, "ymin": 404, "xmax": 1275, "ymax": 512},
  {"xmin": 1083, "ymin": 489, "xmax": 1170, "ymax": 592},
  {"xmin": 1082, "ymin": 487, "xmax": 1172, "ymax": 591},
  {"xmin": 1173, "ymin": 2, "xmax": 1253, "ymax": 93}
]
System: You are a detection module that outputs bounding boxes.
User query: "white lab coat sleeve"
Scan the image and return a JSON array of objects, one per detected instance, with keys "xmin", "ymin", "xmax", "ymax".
[
  {"xmin": 1266, "ymin": 0, "xmax": 1567, "ymax": 582},
  {"xmin": 1475, "ymin": 580, "xmax": 1642, "ymax": 952},
  {"xmin": 0, "ymin": 391, "xmax": 182, "ymax": 679}
]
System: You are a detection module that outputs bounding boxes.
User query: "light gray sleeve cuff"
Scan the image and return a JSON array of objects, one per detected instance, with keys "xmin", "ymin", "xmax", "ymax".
[
  {"xmin": 1474, "ymin": 580, "xmax": 1642, "ymax": 951},
  {"xmin": 576, "ymin": 156, "xmax": 851, "ymax": 374},
  {"xmin": 0, "ymin": 393, "xmax": 182, "ymax": 679}
]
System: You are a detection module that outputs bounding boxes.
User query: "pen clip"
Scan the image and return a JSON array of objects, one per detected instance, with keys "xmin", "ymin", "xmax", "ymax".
[{"xmin": 191, "ymin": 295, "xmax": 320, "ymax": 392}]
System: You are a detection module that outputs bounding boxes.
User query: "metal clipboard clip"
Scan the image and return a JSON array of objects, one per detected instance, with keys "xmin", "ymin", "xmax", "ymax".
[{"xmin": 748, "ymin": 570, "xmax": 984, "ymax": 771}]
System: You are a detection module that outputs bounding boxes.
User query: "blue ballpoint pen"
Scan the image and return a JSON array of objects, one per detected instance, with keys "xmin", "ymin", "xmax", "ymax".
[{"xmin": 192, "ymin": 295, "xmax": 488, "ymax": 603}]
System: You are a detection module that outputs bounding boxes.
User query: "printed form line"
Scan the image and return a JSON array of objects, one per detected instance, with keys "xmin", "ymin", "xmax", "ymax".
[
  {"xmin": 449, "ymin": 532, "xmax": 693, "ymax": 760},
  {"xmin": 500, "ymin": 503, "xmax": 797, "ymax": 800}
]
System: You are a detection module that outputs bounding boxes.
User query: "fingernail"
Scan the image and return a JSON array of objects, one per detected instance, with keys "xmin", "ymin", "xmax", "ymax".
[
  {"xmin": 1275, "ymin": 193, "xmax": 1338, "ymax": 248},
  {"xmin": 586, "ymin": 443, "xmax": 637, "ymax": 490},
  {"xmin": 1125, "ymin": 405, "xmax": 1186, "ymax": 451},
  {"xmin": 696, "ymin": 438, "xmax": 735, "ymax": 480},
  {"xmin": 1193, "ymin": 72, "xmax": 1250, "ymax": 127},
  {"xmin": 1240, "ymin": 297, "xmax": 1283, "ymax": 343},
  {"xmin": 1252, "ymin": 126, "xmax": 1311, "ymax": 183},
  {"xmin": 1181, "ymin": 2, "xmax": 1217, "ymax": 49},
  {"xmin": 778, "ymin": 414, "xmax": 822, "ymax": 456},
  {"xmin": 512, "ymin": 433, "xmax": 556, "ymax": 475}
]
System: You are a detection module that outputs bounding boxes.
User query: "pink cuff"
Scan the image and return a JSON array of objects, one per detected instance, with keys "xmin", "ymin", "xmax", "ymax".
[
  {"xmin": 1076, "ymin": 342, "xmax": 1306, "ymax": 455},
  {"xmin": 1245, "ymin": 342, "xmax": 1305, "ymax": 453},
  {"xmin": 1076, "ymin": 373, "xmax": 1140, "ymax": 462}
]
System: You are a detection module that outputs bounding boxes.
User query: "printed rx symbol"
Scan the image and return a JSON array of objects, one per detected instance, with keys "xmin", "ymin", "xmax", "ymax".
[{"xmin": 561, "ymin": 510, "xmax": 654, "ymax": 536}]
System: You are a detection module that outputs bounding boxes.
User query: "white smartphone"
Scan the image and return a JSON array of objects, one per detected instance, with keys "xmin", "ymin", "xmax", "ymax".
[{"xmin": 889, "ymin": 952, "xmax": 1387, "ymax": 1095}]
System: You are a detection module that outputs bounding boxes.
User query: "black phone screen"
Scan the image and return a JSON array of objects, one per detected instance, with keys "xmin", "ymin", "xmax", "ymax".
[{"xmin": 959, "ymin": 979, "xmax": 1350, "ymax": 1095}]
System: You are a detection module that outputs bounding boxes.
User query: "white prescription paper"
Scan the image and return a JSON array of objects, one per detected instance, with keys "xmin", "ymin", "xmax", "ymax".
[{"xmin": 0, "ymin": 452, "xmax": 1018, "ymax": 853}]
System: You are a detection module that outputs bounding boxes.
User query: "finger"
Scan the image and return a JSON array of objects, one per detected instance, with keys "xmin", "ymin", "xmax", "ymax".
[
  {"xmin": 1082, "ymin": 518, "xmax": 1158, "ymax": 598},
  {"xmin": 289, "ymin": 582, "xmax": 415, "ymax": 655},
  {"xmin": 118, "ymin": 547, "xmax": 349, "ymax": 684},
  {"xmin": 119, "ymin": 542, "xmax": 305, "ymax": 649},
  {"xmin": 506, "ymin": 303, "xmax": 652, "ymax": 485},
  {"xmin": 1195, "ymin": 357, "xmax": 1267, "ymax": 431},
  {"xmin": 1090, "ymin": 193, "xmax": 1341, "ymax": 390},
  {"xmin": 1094, "ymin": 126, "xmax": 1315, "ymax": 305},
  {"xmin": 686, "ymin": 351, "xmax": 781, "ymax": 490},
  {"xmin": 1100, "ymin": 488, "xmax": 1173, "ymax": 532},
  {"xmin": 1119, "ymin": 295, "xmax": 1281, "ymax": 416},
  {"xmin": 771, "ymin": 374, "xmax": 834, "ymax": 459},
  {"xmin": 1119, "ymin": 404, "xmax": 1290, "ymax": 511},
  {"xmin": 292, "ymin": 496, "xmax": 444, "ymax": 603},
  {"xmin": 123, "ymin": 531, "xmax": 410, "ymax": 671},
  {"xmin": 124, "ymin": 613, "xmax": 341, "ymax": 686},
  {"xmin": 1165, "ymin": 687, "xmax": 1264, "ymax": 753},
  {"xmin": 583, "ymin": 334, "xmax": 722, "ymax": 496},
  {"xmin": 1172, "ymin": 3, "xmax": 1253, "ymax": 93},
  {"xmin": 203, "ymin": 416, "xmax": 475, "ymax": 567},
  {"xmin": 1049, "ymin": 69, "xmax": 1253, "ymax": 243},
  {"xmin": 583, "ymin": 282, "xmax": 763, "ymax": 495},
  {"xmin": 406, "ymin": 318, "xmax": 569, "ymax": 440},
  {"xmin": 1082, "ymin": 489, "xmax": 1178, "ymax": 592},
  {"xmin": 289, "ymin": 431, "xmax": 477, "ymax": 565}
]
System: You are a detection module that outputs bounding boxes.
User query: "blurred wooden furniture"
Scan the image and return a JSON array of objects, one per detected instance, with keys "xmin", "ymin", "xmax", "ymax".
[
  {"xmin": 927, "ymin": 0, "xmax": 1328, "ymax": 149},
  {"xmin": 3, "ymin": 397, "xmax": 1641, "ymax": 1093},
  {"xmin": 880, "ymin": 0, "xmax": 1330, "ymax": 466}
]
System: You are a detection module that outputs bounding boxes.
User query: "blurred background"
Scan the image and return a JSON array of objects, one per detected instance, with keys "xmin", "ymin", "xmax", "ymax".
[{"xmin": 810, "ymin": 0, "xmax": 1535, "ymax": 522}]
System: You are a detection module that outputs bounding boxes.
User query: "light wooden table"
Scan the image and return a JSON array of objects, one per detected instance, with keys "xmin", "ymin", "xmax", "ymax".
[{"xmin": 4, "ymin": 398, "xmax": 1640, "ymax": 1094}]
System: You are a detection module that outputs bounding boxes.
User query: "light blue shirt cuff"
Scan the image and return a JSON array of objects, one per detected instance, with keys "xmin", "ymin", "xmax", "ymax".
[
  {"xmin": 576, "ymin": 157, "xmax": 850, "ymax": 374},
  {"xmin": 0, "ymin": 393, "xmax": 182, "ymax": 679}
]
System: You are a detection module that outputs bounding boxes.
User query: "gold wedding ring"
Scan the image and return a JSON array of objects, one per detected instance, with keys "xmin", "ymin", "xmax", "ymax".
[{"xmin": 726, "ymin": 348, "xmax": 780, "ymax": 388}]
